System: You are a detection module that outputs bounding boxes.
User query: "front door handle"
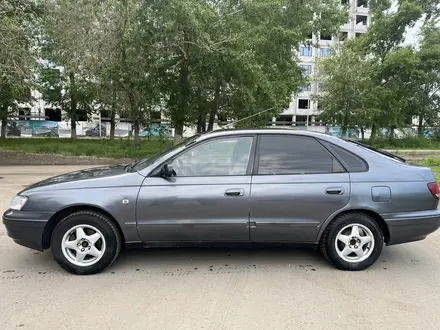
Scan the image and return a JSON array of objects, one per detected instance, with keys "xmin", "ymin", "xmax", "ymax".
[
  {"xmin": 225, "ymin": 188, "xmax": 245, "ymax": 197},
  {"xmin": 326, "ymin": 187, "xmax": 344, "ymax": 195}
]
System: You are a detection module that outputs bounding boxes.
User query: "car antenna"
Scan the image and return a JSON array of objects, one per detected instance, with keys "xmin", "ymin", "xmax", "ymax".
[{"xmin": 222, "ymin": 106, "xmax": 276, "ymax": 129}]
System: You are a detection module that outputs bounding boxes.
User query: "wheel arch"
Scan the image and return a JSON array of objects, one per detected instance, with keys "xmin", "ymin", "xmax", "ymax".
[
  {"xmin": 42, "ymin": 205, "xmax": 125, "ymax": 249},
  {"xmin": 316, "ymin": 209, "xmax": 390, "ymax": 244}
]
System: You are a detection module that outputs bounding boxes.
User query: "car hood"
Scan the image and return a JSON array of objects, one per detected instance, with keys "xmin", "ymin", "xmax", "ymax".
[{"xmin": 20, "ymin": 164, "xmax": 144, "ymax": 193}]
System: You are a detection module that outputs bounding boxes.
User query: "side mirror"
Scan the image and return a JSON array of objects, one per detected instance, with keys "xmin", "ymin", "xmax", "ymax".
[{"xmin": 160, "ymin": 163, "xmax": 174, "ymax": 177}]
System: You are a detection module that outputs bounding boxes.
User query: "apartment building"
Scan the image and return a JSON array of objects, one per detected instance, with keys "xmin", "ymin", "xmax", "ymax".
[{"xmin": 276, "ymin": 0, "xmax": 371, "ymax": 127}]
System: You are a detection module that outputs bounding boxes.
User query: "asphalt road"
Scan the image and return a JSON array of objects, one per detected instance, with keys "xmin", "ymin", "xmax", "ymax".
[{"xmin": 1, "ymin": 166, "xmax": 440, "ymax": 329}]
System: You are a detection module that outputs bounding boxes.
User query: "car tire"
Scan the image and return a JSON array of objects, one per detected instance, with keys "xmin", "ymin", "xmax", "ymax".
[
  {"xmin": 319, "ymin": 212, "xmax": 384, "ymax": 271},
  {"xmin": 51, "ymin": 211, "xmax": 121, "ymax": 275}
]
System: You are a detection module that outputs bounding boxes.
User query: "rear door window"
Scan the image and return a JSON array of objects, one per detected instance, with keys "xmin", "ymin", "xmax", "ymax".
[
  {"xmin": 256, "ymin": 135, "xmax": 345, "ymax": 175},
  {"xmin": 320, "ymin": 141, "xmax": 368, "ymax": 172}
]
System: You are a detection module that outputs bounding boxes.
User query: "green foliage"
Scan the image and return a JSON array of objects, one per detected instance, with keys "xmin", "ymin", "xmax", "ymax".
[
  {"xmin": 317, "ymin": 0, "xmax": 440, "ymax": 141},
  {"xmin": 0, "ymin": 0, "xmax": 42, "ymax": 137},
  {"xmin": 420, "ymin": 158, "xmax": 440, "ymax": 167},
  {"xmin": 0, "ymin": 138, "xmax": 174, "ymax": 159},
  {"xmin": 132, "ymin": 0, "xmax": 347, "ymax": 135},
  {"xmin": 39, "ymin": 67, "xmax": 95, "ymax": 121},
  {"xmin": 315, "ymin": 43, "xmax": 374, "ymax": 133},
  {"xmin": 366, "ymin": 137, "xmax": 440, "ymax": 150},
  {"xmin": 431, "ymin": 166, "xmax": 440, "ymax": 183}
]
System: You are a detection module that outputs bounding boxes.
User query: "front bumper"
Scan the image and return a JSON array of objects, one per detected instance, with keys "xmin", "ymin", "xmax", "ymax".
[
  {"xmin": 384, "ymin": 210, "xmax": 440, "ymax": 245},
  {"xmin": 2, "ymin": 209, "xmax": 54, "ymax": 251}
]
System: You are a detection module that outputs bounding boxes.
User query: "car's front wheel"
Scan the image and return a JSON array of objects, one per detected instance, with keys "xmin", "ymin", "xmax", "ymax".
[
  {"xmin": 51, "ymin": 211, "xmax": 122, "ymax": 275},
  {"xmin": 320, "ymin": 212, "xmax": 384, "ymax": 271}
]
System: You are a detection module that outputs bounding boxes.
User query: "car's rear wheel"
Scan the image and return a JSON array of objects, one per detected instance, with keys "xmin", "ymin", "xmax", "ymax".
[
  {"xmin": 320, "ymin": 212, "xmax": 384, "ymax": 271},
  {"xmin": 51, "ymin": 211, "xmax": 121, "ymax": 275}
]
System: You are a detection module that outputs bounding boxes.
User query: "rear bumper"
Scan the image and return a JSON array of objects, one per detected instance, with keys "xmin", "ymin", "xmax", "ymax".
[
  {"xmin": 2, "ymin": 209, "xmax": 53, "ymax": 251},
  {"xmin": 383, "ymin": 210, "xmax": 440, "ymax": 245}
]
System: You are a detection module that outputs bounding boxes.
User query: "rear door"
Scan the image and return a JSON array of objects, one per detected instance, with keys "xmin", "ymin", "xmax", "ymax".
[{"xmin": 249, "ymin": 134, "xmax": 350, "ymax": 243}]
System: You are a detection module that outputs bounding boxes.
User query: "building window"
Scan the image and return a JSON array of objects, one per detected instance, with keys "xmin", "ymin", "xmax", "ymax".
[
  {"xmin": 340, "ymin": 31, "xmax": 349, "ymax": 41},
  {"xmin": 300, "ymin": 84, "xmax": 312, "ymax": 92},
  {"xmin": 357, "ymin": 0, "xmax": 368, "ymax": 8},
  {"xmin": 275, "ymin": 115, "xmax": 293, "ymax": 126},
  {"xmin": 320, "ymin": 33, "xmax": 332, "ymax": 41},
  {"xmin": 45, "ymin": 108, "xmax": 61, "ymax": 122},
  {"xmin": 300, "ymin": 46, "xmax": 312, "ymax": 56},
  {"xmin": 298, "ymin": 99, "xmax": 310, "ymax": 109},
  {"xmin": 299, "ymin": 64, "xmax": 312, "ymax": 75},
  {"xmin": 318, "ymin": 83, "xmax": 325, "ymax": 92},
  {"xmin": 151, "ymin": 111, "xmax": 161, "ymax": 121},
  {"xmin": 356, "ymin": 32, "xmax": 364, "ymax": 38},
  {"xmin": 320, "ymin": 48, "xmax": 331, "ymax": 57},
  {"xmin": 100, "ymin": 109, "xmax": 112, "ymax": 122},
  {"xmin": 77, "ymin": 112, "xmax": 88, "ymax": 121},
  {"xmin": 19, "ymin": 108, "xmax": 31, "ymax": 121},
  {"xmin": 295, "ymin": 115, "xmax": 307, "ymax": 126},
  {"xmin": 356, "ymin": 15, "xmax": 368, "ymax": 25},
  {"xmin": 341, "ymin": 0, "xmax": 349, "ymax": 4}
]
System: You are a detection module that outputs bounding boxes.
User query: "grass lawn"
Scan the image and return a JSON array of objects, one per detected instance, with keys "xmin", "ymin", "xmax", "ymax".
[
  {"xmin": 368, "ymin": 137, "xmax": 440, "ymax": 150},
  {"xmin": 0, "ymin": 138, "xmax": 174, "ymax": 159},
  {"xmin": 431, "ymin": 167, "xmax": 440, "ymax": 183},
  {"xmin": 1, "ymin": 138, "xmax": 440, "ymax": 182},
  {"xmin": 412, "ymin": 158, "xmax": 440, "ymax": 183}
]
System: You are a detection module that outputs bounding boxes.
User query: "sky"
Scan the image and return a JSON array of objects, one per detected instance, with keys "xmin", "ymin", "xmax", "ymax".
[
  {"xmin": 389, "ymin": 0, "xmax": 422, "ymax": 46},
  {"xmin": 404, "ymin": 22, "xmax": 422, "ymax": 46}
]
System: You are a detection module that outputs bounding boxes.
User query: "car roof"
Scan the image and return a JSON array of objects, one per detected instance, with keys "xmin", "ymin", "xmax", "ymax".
[{"xmin": 198, "ymin": 128, "xmax": 337, "ymax": 141}]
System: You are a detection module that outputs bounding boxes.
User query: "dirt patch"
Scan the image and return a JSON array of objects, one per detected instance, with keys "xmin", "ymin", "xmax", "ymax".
[{"xmin": 0, "ymin": 151, "xmax": 131, "ymax": 166}]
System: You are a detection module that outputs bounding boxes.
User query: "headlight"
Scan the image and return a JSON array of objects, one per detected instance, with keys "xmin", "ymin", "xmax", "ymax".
[{"xmin": 10, "ymin": 195, "xmax": 28, "ymax": 211}]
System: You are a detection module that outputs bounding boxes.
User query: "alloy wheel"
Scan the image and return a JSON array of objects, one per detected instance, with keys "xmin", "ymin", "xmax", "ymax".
[
  {"xmin": 334, "ymin": 223, "xmax": 375, "ymax": 263},
  {"xmin": 61, "ymin": 224, "xmax": 106, "ymax": 267}
]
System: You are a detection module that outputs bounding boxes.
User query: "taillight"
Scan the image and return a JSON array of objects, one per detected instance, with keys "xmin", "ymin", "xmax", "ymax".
[{"xmin": 428, "ymin": 182, "xmax": 440, "ymax": 199}]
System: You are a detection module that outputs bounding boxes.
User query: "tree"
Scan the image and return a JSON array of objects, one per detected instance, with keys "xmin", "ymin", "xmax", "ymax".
[
  {"xmin": 0, "ymin": 0, "xmax": 41, "ymax": 138},
  {"xmin": 411, "ymin": 20, "xmax": 440, "ymax": 136},
  {"xmin": 356, "ymin": 0, "xmax": 439, "ymax": 139},
  {"xmin": 318, "ymin": 0, "xmax": 440, "ymax": 141},
  {"xmin": 140, "ymin": 0, "xmax": 347, "ymax": 138},
  {"xmin": 41, "ymin": 0, "xmax": 105, "ymax": 138},
  {"xmin": 39, "ymin": 67, "xmax": 96, "ymax": 129},
  {"xmin": 315, "ymin": 43, "xmax": 375, "ymax": 138},
  {"xmin": 63, "ymin": 0, "xmax": 163, "ymax": 145}
]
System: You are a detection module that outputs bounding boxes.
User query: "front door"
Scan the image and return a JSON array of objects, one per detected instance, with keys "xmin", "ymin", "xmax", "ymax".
[
  {"xmin": 137, "ymin": 135, "xmax": 255, "ymax": 242},
  {"xmin": 250, "ymin": 135, "xmax": 350, "ymax": 243}
]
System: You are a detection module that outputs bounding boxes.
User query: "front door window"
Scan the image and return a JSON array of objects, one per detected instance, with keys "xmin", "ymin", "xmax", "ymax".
[{"xmin": 171, "ymin": 137, "xmax": 253, "ymax": 177}]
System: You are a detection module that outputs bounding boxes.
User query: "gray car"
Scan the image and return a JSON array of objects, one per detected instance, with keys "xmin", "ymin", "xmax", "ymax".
[{"xmin": 3, "ymin": 129, "xmax": 440, "ymax": 275}]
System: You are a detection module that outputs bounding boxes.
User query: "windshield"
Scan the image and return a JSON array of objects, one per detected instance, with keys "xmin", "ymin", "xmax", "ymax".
[{"xmin": 132, "ymin": 134, "xmax": 200, "ymax": 171}]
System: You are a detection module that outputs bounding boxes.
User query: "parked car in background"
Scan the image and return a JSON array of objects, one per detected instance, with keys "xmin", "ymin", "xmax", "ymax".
[
  {"xmin": 3, "ymin": 129, "xmax": 440, "ymax": 274},
  {"xmin": 6, "ymin": 122, "xmax": 21, "ymax": 137},
  {"xmin": 35, "ymin": 128, "xmax": 59, "ymax": 137},
  {"xmin": 85, "ymin": 124, "xmax": 106, "ymax": 137}
]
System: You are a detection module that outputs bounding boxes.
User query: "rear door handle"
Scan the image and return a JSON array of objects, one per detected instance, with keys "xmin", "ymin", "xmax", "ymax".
[
  {"xmin": 326, "ymin": 187, "xmax": 344, "ymax": 195},
  {"xmin": 225, "ymin": 188, "xmax": 245, "ymax": 197}
]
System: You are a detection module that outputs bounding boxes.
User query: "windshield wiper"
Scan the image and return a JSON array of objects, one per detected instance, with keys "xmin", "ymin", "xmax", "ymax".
[{"xmin": 346, "ymin": 139, "xmax": 406, "ymax": 163}]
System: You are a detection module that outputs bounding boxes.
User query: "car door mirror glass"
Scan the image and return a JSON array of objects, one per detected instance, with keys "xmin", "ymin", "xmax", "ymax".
[{"xmin": 160, "ymin": 163, "xmax": 175, "ymax": 177}]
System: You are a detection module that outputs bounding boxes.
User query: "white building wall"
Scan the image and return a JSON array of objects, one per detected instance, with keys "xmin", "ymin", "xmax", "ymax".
[{"xmin": 282, "ymin": 0, "xmax": 371, "ymax": 124}]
